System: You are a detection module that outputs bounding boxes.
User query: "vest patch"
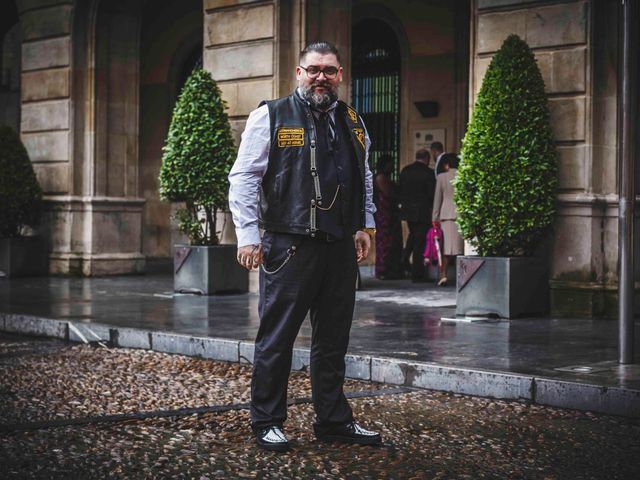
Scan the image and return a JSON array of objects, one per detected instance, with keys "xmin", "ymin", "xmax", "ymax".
[
  {"xmin": 352, "ymin": 128, "xmax": 366, "ymax": 150},
  {"xmin": 277, "ymin": 127, "xmax": 305, "ymax": 147},
  {"xmin": 346, "ymin": 107, "xmax": 358, "ymax": 124}
]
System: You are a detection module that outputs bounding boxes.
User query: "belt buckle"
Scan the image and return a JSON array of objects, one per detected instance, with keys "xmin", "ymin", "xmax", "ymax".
[{"xmin": 315, "ymin": 231, "xmax": 338, "ymax": 242}]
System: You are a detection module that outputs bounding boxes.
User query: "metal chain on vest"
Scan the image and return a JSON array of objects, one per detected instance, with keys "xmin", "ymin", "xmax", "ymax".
[{"xmin": 309, "ymin": 114, "xmax": 321, "ymax": 235}]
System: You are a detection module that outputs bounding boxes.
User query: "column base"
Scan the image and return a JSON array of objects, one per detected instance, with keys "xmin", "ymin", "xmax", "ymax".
[
  {"xmin": 49, "ymin": 253, "xmax": 146, "ymax": 276},
  {"xmin": 43, "ymin": 196, "xmax": 146, "ymax": 277}
]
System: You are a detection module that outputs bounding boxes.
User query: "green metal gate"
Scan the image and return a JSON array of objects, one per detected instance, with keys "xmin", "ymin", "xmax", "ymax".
[{"xmin": 351, "ymin": 19, "xmax": 401, "ymax": 178}]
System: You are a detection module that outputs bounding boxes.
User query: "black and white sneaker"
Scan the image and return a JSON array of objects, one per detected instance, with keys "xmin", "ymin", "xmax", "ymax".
[
  {"xmin": 255, "ymin": 425, "xmax": 290, "ymax": 452},
  {"xmin": 314, "ymin": 421, "xmax": 382, "ymax": 445}
]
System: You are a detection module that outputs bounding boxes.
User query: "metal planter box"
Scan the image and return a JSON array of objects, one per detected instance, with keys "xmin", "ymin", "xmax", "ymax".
[
  {"xmin": 174, "ymin": 244, "xmax": 248, "ymax": 294},
  {"xmin": 0, "ymin": 236, "xmax": 48, "ymax": 278},
  {"xmin": 456, "ymin": 256, "xmax": 549, "ymax": 318}
]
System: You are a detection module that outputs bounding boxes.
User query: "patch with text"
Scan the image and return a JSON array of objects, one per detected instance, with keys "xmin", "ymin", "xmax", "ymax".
[
  {"xmin": 346, "ymin": 107, "xmax": 359, "ymax": 124},
  {"xmin": 277, "ymin": 127, "xmax": 305, "ymax": 147},
  {"xmin": 353, "ymin": 128, "xmax": 366, "ymax": 150}
]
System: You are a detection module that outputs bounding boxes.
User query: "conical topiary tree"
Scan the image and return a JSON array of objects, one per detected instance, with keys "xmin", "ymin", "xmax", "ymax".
[
  {"xmin": 455, "ymin": 34, "xmax": 557, "ymax": 257},
  {"xmin": 0, "ymin": 125, "xmax": 43, "ymax": 237},
  {"xmin": 159, "ymin": 69, "xmax": 236, "ymax": 246}
]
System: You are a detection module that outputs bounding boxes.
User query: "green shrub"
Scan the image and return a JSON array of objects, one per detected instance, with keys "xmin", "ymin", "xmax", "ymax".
[
  {"xmin": 159, "ymin": 69, "xmax": 236, "ymax": 246},
  {"xmin": 0, "ymin": 125, "xmax": 43, "ymax": 237},
  {"xmin": 455, "ymin": 34, "xmax": 557, "ymax": 256}
]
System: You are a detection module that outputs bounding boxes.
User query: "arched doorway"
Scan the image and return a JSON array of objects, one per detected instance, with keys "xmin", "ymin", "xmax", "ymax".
[
  {"xmin": 172, "ymin": 44, "xmax": 203, "ymax": 108},
  {"xmin": 139, "ymin": 0, "xmax": 203, "ymax": 262},
  {"xmin": 351, "ymin": 18, "xmax": 401, "ymax": 178}
]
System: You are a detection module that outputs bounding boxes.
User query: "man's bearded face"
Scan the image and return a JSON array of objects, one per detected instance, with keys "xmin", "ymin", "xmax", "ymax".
[
  {"xmin": 296, "ymin": 52, "xmax": 343, "ymax": 110},
  {"xmin": 299, "ymin": 79, "xmax": 339, "ymax": 109}
]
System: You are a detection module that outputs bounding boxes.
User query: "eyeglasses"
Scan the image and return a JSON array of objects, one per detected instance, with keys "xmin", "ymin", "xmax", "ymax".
[{"xmin": 299, "ymin": 65, "xmax": 340, "ymax": 79}]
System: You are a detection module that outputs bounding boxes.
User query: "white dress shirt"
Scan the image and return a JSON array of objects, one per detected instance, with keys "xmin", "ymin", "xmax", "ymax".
[{"xmin": 228, "ymin": 99, "xmax": 376, "ymax": 248}]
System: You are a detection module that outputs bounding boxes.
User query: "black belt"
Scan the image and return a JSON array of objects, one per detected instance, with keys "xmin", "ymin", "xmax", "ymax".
[{"xmin": 313, "ymin": 231, "xmax": 342, "ymax": 242}]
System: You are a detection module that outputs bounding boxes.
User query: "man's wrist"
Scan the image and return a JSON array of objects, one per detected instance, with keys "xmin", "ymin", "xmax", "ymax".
[
  {"xmin": 238, "ymin": 243, "xmax": 261, "ymax": 250},
  {"xmin": 236, "ymin": 227, "xmax": 261, "ymax": 248},
  {"xmin": 361, "ymin": 227, "xmax": 376, "ymax": 238}
]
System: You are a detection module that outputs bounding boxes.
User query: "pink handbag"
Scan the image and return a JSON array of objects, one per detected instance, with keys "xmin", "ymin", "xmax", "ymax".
[{"xmin": 423, "ymin": 226, "xmax": 443, "ymax": 266}]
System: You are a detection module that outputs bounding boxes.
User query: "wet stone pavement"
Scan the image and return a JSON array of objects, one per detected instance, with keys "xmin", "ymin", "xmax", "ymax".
[
  {"xmin": 2, "ymin": 273, "xmax": 639, "ymax": 389},
  {"xmin": 1, "ymin": 333, "xmax": 639, "ymax": 480}
]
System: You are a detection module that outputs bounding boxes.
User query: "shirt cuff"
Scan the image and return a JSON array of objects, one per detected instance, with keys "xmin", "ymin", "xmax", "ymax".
[
  {"xmin": 364, "ymin": 212, "xmax": 375, "ymax": 229},
  {"xmin": 235, "ymin": 227, "xmax": 262, "ymax": 248}
]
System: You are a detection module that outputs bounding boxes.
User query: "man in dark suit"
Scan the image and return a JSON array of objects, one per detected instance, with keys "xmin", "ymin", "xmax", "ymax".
[
  {"xmin": 431, "ymin": 141, "xmax": 446, "ymax": 177},
  {"xmin": 399, "ymin": 149, "xmax": 437, "ymax": 282}
]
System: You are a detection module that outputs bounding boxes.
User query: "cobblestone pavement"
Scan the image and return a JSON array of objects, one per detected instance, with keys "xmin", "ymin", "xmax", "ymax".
[{"xmin": 1, "ymin": 333, "xmax": 639, "ymax": 480}]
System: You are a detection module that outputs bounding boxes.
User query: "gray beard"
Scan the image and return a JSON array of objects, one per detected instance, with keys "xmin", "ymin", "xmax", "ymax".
[{"xmin": 299, "ymin": 85, "xmax": 338, "ymax": 110}]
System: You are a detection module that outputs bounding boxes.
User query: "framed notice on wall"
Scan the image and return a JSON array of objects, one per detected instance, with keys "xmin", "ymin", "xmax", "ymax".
[{"xmin": 414, "ymin": 129, "xmax": 445, "ymax": 169}]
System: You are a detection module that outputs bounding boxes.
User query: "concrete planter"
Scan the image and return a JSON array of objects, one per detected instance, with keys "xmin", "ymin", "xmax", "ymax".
[
  {"xmin": 456, "ymin": 256, "xmax": 549, "ymax": 318},
  {"xmin": 0, "ymin": 236, "xmax": 48, "ymax": 278},
  {"xmin": 174, "ymin": 244, "xmax": 248, "ymax": 294}
]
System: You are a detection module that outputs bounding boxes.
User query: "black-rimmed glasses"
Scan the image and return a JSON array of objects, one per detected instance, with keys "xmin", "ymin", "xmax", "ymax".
[{"xmin": 299, "ymin": 65, "xmax": 340, "ymax": 79}]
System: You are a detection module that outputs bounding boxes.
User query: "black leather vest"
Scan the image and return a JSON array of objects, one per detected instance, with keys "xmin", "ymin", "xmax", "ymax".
[{"xmin": 258, "ymin": 92, "xmax": 368, "ymax": 237}]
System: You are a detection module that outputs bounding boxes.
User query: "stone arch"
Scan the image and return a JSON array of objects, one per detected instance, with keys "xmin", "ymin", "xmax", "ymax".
[
  {"xmin": 351, "ymin": 17, "xmax": 403, "ymax": 177},
  {"xmin": 167, "ymin": 32, "xmax": 203, "ymax": 111},
  {"xmin": 351, "ymin": 4, "xmax": 410, "ymax": 65},
  {"xmin": 352, "ymin": 1, "xmax": 470, "ymax": 168},
  {"xmin": 351, "ymin": 4, "xmax": 411, "ymax": 170}
]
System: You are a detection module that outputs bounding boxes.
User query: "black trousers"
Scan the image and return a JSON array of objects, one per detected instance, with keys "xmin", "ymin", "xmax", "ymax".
[
  {"xmin": 251, "ymin": 231, "xmax": 356, "ymax": 429},
  {"xmin": 405, "ymin": 221, "xmax": 429, "ymax": 281}
]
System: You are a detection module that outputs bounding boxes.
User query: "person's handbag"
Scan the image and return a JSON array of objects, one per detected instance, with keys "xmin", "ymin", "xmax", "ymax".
[{"xmin": 423, "ymin": 226, "xmax": 443, "ymax": 266}]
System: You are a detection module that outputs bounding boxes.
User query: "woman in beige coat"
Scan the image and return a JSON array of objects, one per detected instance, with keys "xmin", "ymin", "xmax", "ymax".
[{"xmin": 432, "ymin": 153, "xmax": 464, "ymax": 286}]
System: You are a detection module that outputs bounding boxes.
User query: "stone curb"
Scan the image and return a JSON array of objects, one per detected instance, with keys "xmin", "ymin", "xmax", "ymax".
[{"xmin": 1, "ymin": 313, "xmax": 638, "ymax": 418}]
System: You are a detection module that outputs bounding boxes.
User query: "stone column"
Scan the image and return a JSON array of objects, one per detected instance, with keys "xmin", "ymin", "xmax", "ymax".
[
  {"xmin": 17, "ymin": 0, "xmax": 145, "ymax": 276},
  {"xmin": 203, "ymin": 0, "xmax": 306, "ymax": 289},
  {"xmin": 471, "ymin": 0, "xmax": 627, "ymax": 317},
  {"xmin": 18, "ymin": 0, "xmax": 73, "ymax": 198},
  {"xmin": 305, "ymin": 0, "xmax": 351, "ymax": 102}
]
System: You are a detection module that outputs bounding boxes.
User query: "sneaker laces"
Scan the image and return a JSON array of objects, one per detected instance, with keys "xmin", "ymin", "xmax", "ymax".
[
  {"xmin": 348, "ymin": 421, "xmax": 377, "ymax": 436},
  {"xmin": 260, "ymin": 426, "xmax": 288, "ymax": 444}
]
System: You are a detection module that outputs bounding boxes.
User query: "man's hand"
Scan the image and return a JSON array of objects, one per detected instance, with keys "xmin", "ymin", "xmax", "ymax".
[
  {"xmin": 237, "ymin": 244, "xmax": 263, "ymax": 270},
  {"xmin": 354, "ymin": 230, "xmax": 371, "ymax": 263}
]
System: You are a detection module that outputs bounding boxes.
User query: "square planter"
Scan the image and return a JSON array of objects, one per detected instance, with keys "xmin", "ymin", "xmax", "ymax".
[
  {"xmin": 174, "ymin": 244, "xmax": 248, "ymax": 294},
  {"xmin": 0, "ymin": 236, "xmax": 48, "ymax": 278},
  {"xmin": 456, "ymin": 256, "xmax": 549, "ymax": 318}
]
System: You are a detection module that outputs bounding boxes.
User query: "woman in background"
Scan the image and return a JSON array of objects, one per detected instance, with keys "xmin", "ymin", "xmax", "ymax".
[
  {"xmin": 432, "ymin": 153, "xmax": 464, "ymax": 286},
  {"xmin": 373, "ymin": 155, "xmax": 404, "ymax": 279}
]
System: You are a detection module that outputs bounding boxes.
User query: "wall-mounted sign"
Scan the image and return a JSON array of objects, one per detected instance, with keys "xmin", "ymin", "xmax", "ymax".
[{"xmin": 414, "ymin": 129, "xmax": 445, "ymax": 169}]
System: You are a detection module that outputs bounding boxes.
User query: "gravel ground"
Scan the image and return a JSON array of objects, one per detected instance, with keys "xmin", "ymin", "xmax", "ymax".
[
  {"xmin": 0, "ymin": 334, "xmax": 382, "ymax": 425},
  {"xmin": 1, "ymin": 332, "xmax": 639, "ymax": 479}
]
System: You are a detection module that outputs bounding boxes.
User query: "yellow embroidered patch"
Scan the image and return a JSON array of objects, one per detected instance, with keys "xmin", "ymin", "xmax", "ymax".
[
  {"xmin": 277, "ymin": 127, "xmax": 305, "ymax": 147},
  {"xmin": 346, "ymin": 107, "xmax": 359, "ymax": 124},
  {"xmin": 353, "ymin": 128, "xmax": 366, "ymax": 150}
]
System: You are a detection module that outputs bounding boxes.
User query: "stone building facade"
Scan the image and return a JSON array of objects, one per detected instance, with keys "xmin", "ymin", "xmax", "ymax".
[{"xmin": 1, "ymin": 0, "xmax": 637, "ymax": 317}]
